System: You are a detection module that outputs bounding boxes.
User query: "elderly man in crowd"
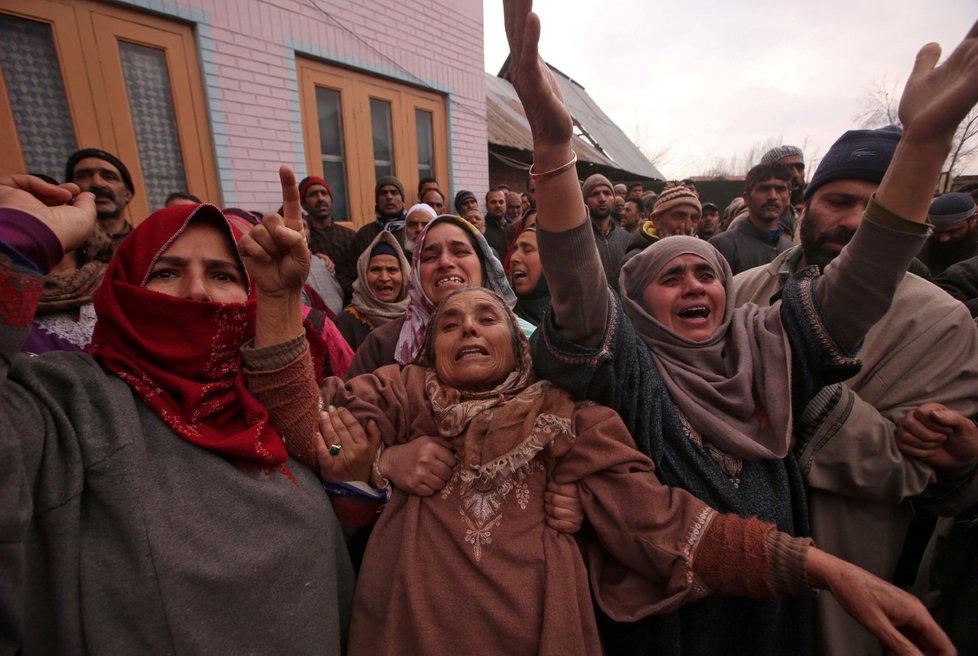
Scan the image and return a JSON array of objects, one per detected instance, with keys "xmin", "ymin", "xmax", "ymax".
[{"xmin": 735, "ymin": 125, "xmax": 978, "ymax": 656}]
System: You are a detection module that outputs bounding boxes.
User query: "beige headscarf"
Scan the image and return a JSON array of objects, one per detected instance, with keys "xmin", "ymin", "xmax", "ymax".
[
  {"xmin": 619, "ymin": 236, "xmax": 793, "ymax": 460},
  {"xmin": 348, "ymin": 231, "xmax": 411, "ymax": 328}
]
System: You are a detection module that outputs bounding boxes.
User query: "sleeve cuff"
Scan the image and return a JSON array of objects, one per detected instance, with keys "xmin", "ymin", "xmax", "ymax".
[
  {"xmin": 240, "ymin": 333, "xmax": 307, "ymax": 371},
  {"xmin": 0, "ymin": 208, "xmax": 64, "ymax": 273},
  {"xmin": 865, "ymin": 193, "xmax": 932, "ymax": 236},
  {"xmin": 765, "ymin": 529, "xmax": 815, "ymax": 595}
]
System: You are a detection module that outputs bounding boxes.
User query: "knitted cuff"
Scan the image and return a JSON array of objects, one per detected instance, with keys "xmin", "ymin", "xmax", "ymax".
[
  {"xmin": 693, "ymin": 513, "xmax": 776, "ymax": 598},
  {"xmin": 240, "ymin": 333, "xmax": 306, "ymax": 371},
  {"xmin": 765, "ymin": 530, "xmax": 815, "ymax": 596}
]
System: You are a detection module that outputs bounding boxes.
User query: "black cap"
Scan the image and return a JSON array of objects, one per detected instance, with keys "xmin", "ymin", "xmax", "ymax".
[{"xmin": 65, "ymin": 148, "xmax": 135, "ymax": 194}]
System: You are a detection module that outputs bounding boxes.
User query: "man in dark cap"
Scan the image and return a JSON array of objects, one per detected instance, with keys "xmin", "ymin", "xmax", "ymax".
[
  {"xmin": 734, "ymin": 125, "xmax": 978, "ymax": 656},
  {"xmin": 918, "ymin": 192, "xmax": 978, "ymax": 277},
  {"xmin": 454, "ymin": 189, "xmax": 478, "ymax": 215},
  {"xmin": 698, "ymin": 202, "xmax": 721, "ymax": 240},
  {"xmin": 708, "ymin": 163, "xmax": 793, "ymax": 274},
  {"xmin": 65, "ymin": 148, "xmax": 134, "ymax": 255},
  {"xmin": 582, "ymin": 173, "xmax": 630, "ymax": 287},
  {"xmin": 352, "ymin": 175, "xmax": 407, "ymax": 260},
  {"xmin": 299, "ymin": 175, "xmax": 356, "ymax": 301}
]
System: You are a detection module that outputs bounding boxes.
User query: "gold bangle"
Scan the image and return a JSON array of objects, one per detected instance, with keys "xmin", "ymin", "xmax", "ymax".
[{"xmin": 529, "ymin": 152, "xmax": 578, "ymax": 181}]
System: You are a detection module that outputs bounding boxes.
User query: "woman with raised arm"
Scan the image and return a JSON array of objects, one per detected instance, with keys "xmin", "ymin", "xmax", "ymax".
[
  {"xmin": 504, "ymin": 0, "xmax": 978, "ymax": 653},
  {"xmin": 0, "ymin": 169, "xmax": 353, "ymax": 654}
]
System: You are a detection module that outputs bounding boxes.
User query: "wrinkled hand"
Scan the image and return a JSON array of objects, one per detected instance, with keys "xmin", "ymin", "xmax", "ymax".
[
  {"xmin": 899, "ymin": 20, "xmax": 978, "ymax": 144},
  {"xmin": 898, "ymin": 403, "xmax": 978, "ymax": 471},
  {"xmin": 237, "ymin": 166, "xmax": 310, "ymax": 297},
  {"xmin": 378, "ymin": 436, "xmax": 456, "ymax": 496},
  {"xmin": 315, "ymin": 405, "xmax": 381, "ymax": 482},
  {"xmin": 806, "ymin": 548, "xmax": 955, "ymax": 655},
  {"xmin": 503, "ymin": 0, "xmax": 573, "ymax": 148},
  {"xmin": 544, "ymin": 481, "xmax": 583, "ymax": 534},
  {"xmin": 0, "ymin": 175, "xmax": 96, "ymax": 253},
  {"xmin": 314, "ymin": 252, "xmax": 336, "ymax": 274}
]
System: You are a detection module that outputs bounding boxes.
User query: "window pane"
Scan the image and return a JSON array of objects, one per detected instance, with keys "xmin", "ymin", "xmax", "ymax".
[
  {"xmin": 0, "ymin": 14, "xmax": 76, "ymax": 181},
  {"xmin": 416, "ymin": 109, "xmax": 433, "ymax": 181},
  {"xmin": 315, "ymin": 86, "xmax": 349, "ymax": 220},
  {"xmin": 370, "ymin": 98, "xmax": 393, "ymax": 181},
  {"xmin": 118, "ymin": 40, "xmax": 186, "ymax": 210}
]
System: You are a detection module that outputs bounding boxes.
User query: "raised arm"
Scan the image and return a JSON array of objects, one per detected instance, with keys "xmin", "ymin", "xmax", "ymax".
[{"xmin": 504, "ymin": 0, "xmax": 607, "ymax": 346}]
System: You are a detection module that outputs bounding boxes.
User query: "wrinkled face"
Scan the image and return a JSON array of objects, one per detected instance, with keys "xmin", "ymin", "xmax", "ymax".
[
  {"xmin": 72, "ymin": 157, "xmax": 132, "ymax": 220},
  {"xmin": 486, "ymin": 190, "xmax": 506, "ymax": 219},
  {"xmin": 506, "ymin": 196, "xmax": 523, "ymax": 221},
  {"xmin": 405, "ymin": 209, "xmax": 434, "ymax": 241},
  {"xmin": 642, "ymin": 253, "xmax": 726, "ymax": 342},
  {"xmin": 366, "ymin": 254, "xmax": 403, "ymax": 302},
  {"xmin": 745, "ymin": 177, "xmax": 790, "ymax": 225},
  {"xmin": 779, "ymin": 155, "xmax": 806, "ymax": 190},
  {"xmin": 421, "ymin": 189, "xmax": 446, "ymax": 214},
  {"xmin": 653, "ymin": 204, "xmax": 700, "ymax": 238},
  {"xmin": 464, "ymin": 209, "xmax": 486, "ymax": 234},
  {"xmin": 799, "ymin": 179, "xmax": 877, "ymax": 271},
  {"xmin": 302, "ymin": 185, "xmax": 332, "ymax": 224},
  {"xmin": 622, "ymin": 200, "xmax": 643, "ymax": 230},
  {"xmin": 377, "ymin": 184, "xmax": 404, "ymax": 217},
  {"xmin": 586, "ymin": 185, "xmax": 614, "ymax": 220},
  {"xmin": 508, "ymin": 231, "xmax": 542, "ymax": 296},
  {"xmin": 145, "ymin": 222, "xmax": 248, "ymax": 303},
  {"xmin": 419, "ymin": 223, "xmax": 484, "ymax": 304},
  {"xmin": 433, "ymin": 290, "xmax": 517, "ymax": 391}
]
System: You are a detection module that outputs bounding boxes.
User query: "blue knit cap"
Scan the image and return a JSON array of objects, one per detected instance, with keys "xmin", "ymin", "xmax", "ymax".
[
  {"xmin": 805, "ymin": 125, "xmax": 901, "ymax": 200},
  {"xmin": 929, "ymin": 192, "xmax": 977, "ymax": 226}
]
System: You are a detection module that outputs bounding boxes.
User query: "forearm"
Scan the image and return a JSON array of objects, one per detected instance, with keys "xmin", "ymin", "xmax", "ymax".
[
  {"xmin": 254, "ymin": 290, "xmax": 303, "ymax": 348},
  {"xmin": 532, "ymin": 143, "xmax": 587, "ymax": 234},
  {"xmin": 876, "ymin": 136, "xmax": 951, "ymax": 225}
]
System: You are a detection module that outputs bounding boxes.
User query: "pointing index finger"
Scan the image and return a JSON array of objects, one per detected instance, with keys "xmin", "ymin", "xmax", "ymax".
[{"xmin": 279, "ymin": 165, "xmax": 302, "ymax": 233}]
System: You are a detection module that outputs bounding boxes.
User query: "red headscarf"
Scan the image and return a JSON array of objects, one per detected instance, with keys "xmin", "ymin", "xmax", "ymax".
[{"xmin": 89, "ymin": 203, "xmax": 290, "ymax": 471}]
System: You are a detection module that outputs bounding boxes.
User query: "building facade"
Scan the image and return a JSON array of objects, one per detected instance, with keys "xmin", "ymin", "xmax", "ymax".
[{"xmin": 0, "ymin": 0, "xmax": 487, "ymax": 226}]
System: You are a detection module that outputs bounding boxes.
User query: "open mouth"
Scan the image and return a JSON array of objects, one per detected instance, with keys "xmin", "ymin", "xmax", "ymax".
[
  {"xmin": 678, "ymin": 305, "xmax": 711, "ymax": 321},
  {"xmin": 455, "ymin": 345, "xmax": 488, "ymax": 361},
  {"xmin": 373, "ymin": 282, "xmax": 396, "ymax": 295},
  {"xmin": 435, "ymin": 276, "xmax": 465, "ymax": 288},
  {"xmin": 511, "ymin": 269, "xmax": 527, "ymax": 282}
]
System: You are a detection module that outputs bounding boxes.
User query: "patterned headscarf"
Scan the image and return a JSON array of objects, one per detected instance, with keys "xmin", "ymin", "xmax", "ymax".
[{"xmin": 394, "ymin": 214, "xmax": 515, "ymax": 364}]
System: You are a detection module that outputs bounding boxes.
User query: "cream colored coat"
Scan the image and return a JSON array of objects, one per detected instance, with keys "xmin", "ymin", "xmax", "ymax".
[{"xmin": 734, "ymin": 247, "xmax": 978, "ymax": 656}]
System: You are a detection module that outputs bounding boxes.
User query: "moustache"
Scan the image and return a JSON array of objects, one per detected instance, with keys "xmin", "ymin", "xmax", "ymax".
[{"xmin": 814, "ymin": 227, "xmax": 855, "ymax": 248}]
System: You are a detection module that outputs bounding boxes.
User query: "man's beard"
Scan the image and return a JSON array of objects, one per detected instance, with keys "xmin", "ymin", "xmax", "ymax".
[
  {"xmin": 799, "ymin": 209, "xmax": 855, "ymax": 272},
  {"xmin": 588, "ymin": 206, "xmax": 611, "ymax": 221},
  {"xmin": 924, "ymin": 232, "xmax": 978, "ymax": 269}
]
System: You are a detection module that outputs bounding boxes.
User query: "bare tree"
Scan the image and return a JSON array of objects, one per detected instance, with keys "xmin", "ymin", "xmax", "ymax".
[
  {"xmin": 627, "ymin": 122, "xmax": 674, "ymax": 175},
  {"xmin": 696, "ymin": 137, "xmax": 785, "ymax": 177},
  {"xmin": 854, "ymin": 78, "xmax": 978, "ymax": 182}
]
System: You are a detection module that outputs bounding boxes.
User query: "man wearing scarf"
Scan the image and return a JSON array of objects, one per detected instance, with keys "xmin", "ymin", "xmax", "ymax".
[
  {"xmin": 65, "ymin": 148, "xmax": 135, "ymax": 256},
  {"xmin": 352, "ymin": 175, "xmax": 407, "ymax": 261}
]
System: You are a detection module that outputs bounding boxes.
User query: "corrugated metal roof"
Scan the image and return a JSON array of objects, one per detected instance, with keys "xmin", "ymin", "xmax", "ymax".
[{"xmin": 488, "ymin": 62, "xmax": 664, "ymax": 180}]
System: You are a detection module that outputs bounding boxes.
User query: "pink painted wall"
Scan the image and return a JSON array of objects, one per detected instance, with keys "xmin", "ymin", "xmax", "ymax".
[{"xmin": 122, "ymin": 0, "xmax": 487, "ymax": 210}]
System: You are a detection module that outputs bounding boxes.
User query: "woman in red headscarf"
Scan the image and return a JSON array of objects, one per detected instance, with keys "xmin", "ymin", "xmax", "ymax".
[{"xmin": 0, "ymin": 170, "xmax": 352, "ymax": 655}]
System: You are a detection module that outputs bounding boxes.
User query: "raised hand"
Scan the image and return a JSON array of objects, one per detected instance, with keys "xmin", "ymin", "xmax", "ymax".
[
  {"xmin": 503, "ymin": 0, "xmax": 573, "ymax": 152},
  {"xmin": 237, "ymin": 166, "xmax": 310, "ymax": 299},
  {"xmin": 0, "ymin": 174, "xmax": 95, "ymax": 254},
  {"xmin": 899, "ymin": 20, "xmax": 978, "ymax": 144}
]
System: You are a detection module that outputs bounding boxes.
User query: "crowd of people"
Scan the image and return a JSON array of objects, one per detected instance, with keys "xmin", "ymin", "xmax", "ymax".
[{"xmin": 3, "ymin": 2, "xmax": 978, "ymax": 654}]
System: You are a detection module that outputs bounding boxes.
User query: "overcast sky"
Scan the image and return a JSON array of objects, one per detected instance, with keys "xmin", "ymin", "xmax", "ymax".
[{"xmin": 483, "ymin": 1, "xmax": 978, "ymax": 179}]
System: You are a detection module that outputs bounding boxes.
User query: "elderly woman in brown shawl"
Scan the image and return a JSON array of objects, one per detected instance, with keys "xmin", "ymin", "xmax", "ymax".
[
  {"xmin": 335, "ymin": 231, "xmax": 411, "ymax": 350},
  {"xmin": 274, "ymin": 287, "xmax": 950, "ymax": 656}
]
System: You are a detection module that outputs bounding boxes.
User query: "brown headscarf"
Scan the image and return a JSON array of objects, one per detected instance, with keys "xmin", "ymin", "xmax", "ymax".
[
  {"xmin": 416, "ymin": 288, "xmax": 575, "ymax": 472},
  {"xmin": 37, "ymin": 224, "xmax": 113, "ymax": 313},
  {"xmin": 618, "ymin": 237, "xmax": 792, "ymax": 460}
]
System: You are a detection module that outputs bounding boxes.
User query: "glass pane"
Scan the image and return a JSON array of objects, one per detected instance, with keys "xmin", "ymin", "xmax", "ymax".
[
  {"xmin": 416, "ymin": 109, "xmax": 433, "ymax": 180},
  {"xmin": 370, "ymin": 98, "xmax": 393, "ymax": 180},
  {"xmin": 0, "ymin": 14, "xmax": 76, "ymax": 181},
  {"xmin": 118, "ymin": 40, "xmax": 186, "ymax": 210},
  {"xmin": 315, "ymin": 86, "xmax": 348, "ymax": 220}
]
